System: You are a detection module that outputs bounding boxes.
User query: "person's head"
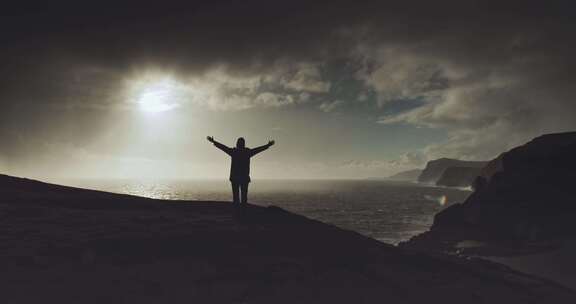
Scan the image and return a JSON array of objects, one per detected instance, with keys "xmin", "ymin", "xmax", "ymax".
[{"xmin": 236, "ymin": 137, "xmax": 245, "ymax": 148}]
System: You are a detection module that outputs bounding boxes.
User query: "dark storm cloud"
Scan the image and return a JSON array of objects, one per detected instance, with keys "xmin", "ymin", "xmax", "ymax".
[
  {"xmin": 2, "ymin": 0, "xmax": 574, "ymax": 99},
  {"xmin": 2, "ymin": 0, "xmax": 576, "ymax": 172}
]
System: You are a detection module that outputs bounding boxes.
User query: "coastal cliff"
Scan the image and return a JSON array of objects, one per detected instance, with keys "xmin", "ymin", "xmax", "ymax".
[
  {"xmin": 436, "ymin": 166, "xmax": 483, "ymax": 188},
  {"xmin": 403, "ymin": 131, "xmax": 576, "ymax": 288},
  {"xmin": 417, "ymin": 158, "xmax": 487, "ymax": 185},
  {"xmin": 1, "ymin": 174, "xmax": 574, "ymax": 303},
  {"xmin": 406, "ymin": 131, "xmax": 576, "ymax": 245}
]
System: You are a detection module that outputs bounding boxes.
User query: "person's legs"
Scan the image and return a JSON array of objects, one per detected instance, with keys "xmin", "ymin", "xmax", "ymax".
[
  {"xmin": 231, "ymin": 182, "xmax": 240, "ymax": 205},
  {"xmin": 240, "ymin": 182, "xmax": 249, "ymax": 206}
]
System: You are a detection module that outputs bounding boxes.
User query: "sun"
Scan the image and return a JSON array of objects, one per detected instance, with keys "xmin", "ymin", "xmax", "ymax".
[
  {"xmin": 126, "ymin": 72, "xmax": 192, "ymax": 114},
  {"xmin": 135, "ymin": 79, "xmax": 181, "ymax": 113}
]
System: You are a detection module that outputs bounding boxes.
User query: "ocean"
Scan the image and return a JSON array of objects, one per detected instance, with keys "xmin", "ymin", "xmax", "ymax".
[{"xmin": 65, "ymin": 179, "xmax": 471, "ymax": 245}]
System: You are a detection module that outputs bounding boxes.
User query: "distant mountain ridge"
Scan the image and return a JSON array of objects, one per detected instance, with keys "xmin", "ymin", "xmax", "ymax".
[{"xmin": 386, "ymin": 169, "xmax": 422, "ymax": 181}]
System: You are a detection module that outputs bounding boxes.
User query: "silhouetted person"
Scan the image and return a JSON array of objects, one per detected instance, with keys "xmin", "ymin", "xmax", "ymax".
[{"xmin": 207, "ymin": 136, "xmax": 275, "ymax": 207}]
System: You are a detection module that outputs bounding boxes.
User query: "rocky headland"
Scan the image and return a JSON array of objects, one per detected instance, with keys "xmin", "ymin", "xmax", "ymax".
[
  {"xmin": 418, "ymin": 158, "xmax": 487, "ymax": 186},
  {"xmin": 403, "ymin": 131, "xmax": 576, "ymax": 289},
  {"xmin": 436, "ymin": 166, "xmax": 484, "ymax": 188}
]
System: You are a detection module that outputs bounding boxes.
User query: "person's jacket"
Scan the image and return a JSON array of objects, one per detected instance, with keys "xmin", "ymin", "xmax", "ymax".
[{"xmin": 213, "ymin": 141, "xmax": 271, "ymax": 183}]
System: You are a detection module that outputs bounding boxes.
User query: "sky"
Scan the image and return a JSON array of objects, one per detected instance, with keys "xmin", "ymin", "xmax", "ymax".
[{"xmin": 1, "ymin": 0, "xmax": 576, "ymax": 180}]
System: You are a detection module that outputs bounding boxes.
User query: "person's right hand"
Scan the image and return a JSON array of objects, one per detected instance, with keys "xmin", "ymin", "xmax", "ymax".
[{"xmin": 207, "ymin": 136, "xmax": 214, "ymax": 143}]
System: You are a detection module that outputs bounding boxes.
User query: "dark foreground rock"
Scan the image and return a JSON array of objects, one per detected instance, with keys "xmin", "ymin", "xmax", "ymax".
[
  {"xmin": 0, "ymin": 174, "xmax": 574, "ymax": 303},
  {"xmin": 403, "ymin": 131, "xmax": 576, "ymax": 288},
  {"xmin": 418, "ymin": 158, "xmax": 487, "ymax": 184}
]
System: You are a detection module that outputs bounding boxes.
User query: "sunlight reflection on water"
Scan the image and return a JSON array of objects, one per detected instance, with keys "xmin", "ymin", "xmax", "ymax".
[
  {"xmin": 119, "ymin": 181, "xmax": 179, "ymax": 200},
  {"xmin": 69, "ymin": 179, "xmax": 471, "ymax": 245}
]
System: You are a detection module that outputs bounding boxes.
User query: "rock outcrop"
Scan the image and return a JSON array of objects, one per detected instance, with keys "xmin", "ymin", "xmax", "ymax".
[
  {"xmin": 436, "ymin": 166, "xmax": 483, "ymax": 188},
  {"xmin": 1, "ymin": 174, "xmax": 575, "ymax": 303},
  {"xmin": 387, "ymin": 169, "xmax": 422, "ymax": 181},
  {"xmin": 417, "ymin": 158, "xmax": 487, "ymax": 184},
  {"xmin": 404, "ymin": 131, "xmax": 576, "ymax": 252}
]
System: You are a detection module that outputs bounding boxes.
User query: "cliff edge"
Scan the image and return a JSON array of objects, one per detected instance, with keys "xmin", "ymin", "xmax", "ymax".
[
  {"xmin": 418, "ymin": 158, "xmax": 487, "ymax": 185},
  {"xmin": 403, "ymin": 131, "xmax": 576, "ymax": 288},
  {"xmin": 436, "ymin": 166, "xmax": 483, "ymax": 188},
  {"xmin": 1, "ymin": 174, "xmax": 574, "ymax": 303}
]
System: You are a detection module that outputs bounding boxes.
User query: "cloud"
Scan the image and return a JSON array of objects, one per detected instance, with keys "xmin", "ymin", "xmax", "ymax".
[
  {"xmin": 254, "ymin": 92, "xmax": 295, "ymax": 107},
  {"xmin": 3, "ymin": 0, "xmax": 576, "ymax": 175},
  {"xmin": 353, "ymin": 46, "xmax": 448, "ymax": 106},
  {"xmin": 58, "ymin": 62, "xmax": 331, "ymax": 112},
  {"xmin": 183, "ymin": 63, "xmax": 329, "ymax": 110},
  {"xmin": 350, "ymin": 20, "xmax": 576, "ymax": 161},
  {"xmin": 281, "ymin": 63, "xmax": 331, "ymax": 93},
  {"xmin": 318, "ymin": 100, "xmax": 345, "ymax": 112}
]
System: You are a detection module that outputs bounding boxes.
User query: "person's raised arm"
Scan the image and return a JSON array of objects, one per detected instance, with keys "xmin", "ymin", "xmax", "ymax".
[
  {"xmin": 207, "ymin": 136, "xmax": 232, "ymax": 155},
  {"xmin": 250, "ymin": 140, "xmax": 275, "ymax": 157}
]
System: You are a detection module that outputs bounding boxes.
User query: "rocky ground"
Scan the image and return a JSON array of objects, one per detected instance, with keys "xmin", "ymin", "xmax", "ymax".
[{"xmin": 1, "ymin": 174, "xmax": 574, "ymax": 303}]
